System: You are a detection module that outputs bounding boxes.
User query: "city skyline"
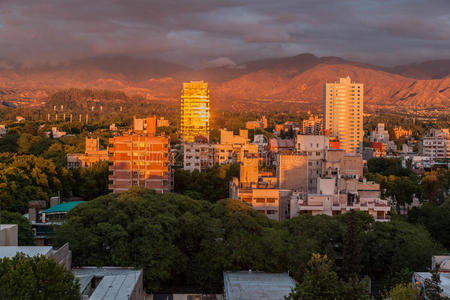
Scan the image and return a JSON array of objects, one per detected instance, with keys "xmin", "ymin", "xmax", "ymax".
[{"xmin": 0, "ymin": 1, "xmax": 448, "ymax": 298}]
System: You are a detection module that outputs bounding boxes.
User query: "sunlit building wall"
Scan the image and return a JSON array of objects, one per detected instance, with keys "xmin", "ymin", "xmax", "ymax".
[
  {"xmin": 181, "ymin": 81, "xmax": 210, "ymax": 143},
  {"xmin": 108, "ymin": 135, "xmax": 172, "ymax": 193},
  {"xmin": 324, "ymin": 76, "xmax": 363, "ymax": 153}
]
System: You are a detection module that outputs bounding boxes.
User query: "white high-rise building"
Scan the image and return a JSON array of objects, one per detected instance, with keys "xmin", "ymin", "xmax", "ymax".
[{"xmin": 324, "ymin": 76, "xmax": 363, "ymax": 153}]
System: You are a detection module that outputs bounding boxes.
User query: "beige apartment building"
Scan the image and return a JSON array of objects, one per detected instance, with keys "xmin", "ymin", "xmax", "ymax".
[
  {"xmin": 324, "ymin": 76, "xmax": 363, "ymax": 153},
  {"xmin": 214, "ymin": 129, "xmax": 258, "ymax": 165},
  {"xmin": 180, "ymin": 81, "xmax": 210, "ymax": 143},
  {"xmin": 183, "ymin": 142, "xmax": 215, "ymax": 172},
  {"xmin": 291, "ymin": 178, "xmax": 390, "ymax": 221},
  {"xmin": 133, "ymin": 116, "xmax": 157, "ymax": 136},
  {"xmin": 230, "ymin": 156, "xmax": 291, "ymax": 221},
  {"xmin": 295, "ymin": 135, "xmax": 330, "ymax": 192},
  {"xmin": 67, "ymin": 137, "xmax": 108, "ymax": 168},
  {"xmin": 302, "ymin": 114, "xmax": 323, "ymax": 135},
  {"xmin": 420, "ymin": 128, "xmax": 450, "ymax": 159}
]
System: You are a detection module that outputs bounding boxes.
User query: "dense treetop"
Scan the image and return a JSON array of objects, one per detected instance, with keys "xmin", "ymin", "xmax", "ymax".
[
  {"xmin": 55, "ymin": 188, "xmax": 445, "ymax": 294},
  {"xmin": 0, "ymin": 253, "xmax": 80, "ymax": 300}
]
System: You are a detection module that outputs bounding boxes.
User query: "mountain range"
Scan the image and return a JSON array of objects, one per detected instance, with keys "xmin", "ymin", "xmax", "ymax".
[{"xmin": 0, "ymin": 53, "xmax": 448, "ymax": 111}]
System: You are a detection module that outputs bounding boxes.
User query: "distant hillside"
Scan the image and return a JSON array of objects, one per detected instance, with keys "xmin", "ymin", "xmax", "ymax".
[{"xmin": 0, "ymin": 54, "xmax": 448, "ymax": 111}]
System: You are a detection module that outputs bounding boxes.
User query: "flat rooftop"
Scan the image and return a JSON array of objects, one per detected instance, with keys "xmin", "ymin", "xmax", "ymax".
[
  {"xmin": 73, "ymin": 267, "xmax": 142, "ymax": 300},
  {"xmin": 0, "ymin": 246, "xmax": 52, "ymax": 258},
  {"xmin": 415, "ymin": 272, "xmax": 450, "ymax": 297},
  {"xmin": 223, "ymin": 271, "xmax": 296, "ymax": 300}
]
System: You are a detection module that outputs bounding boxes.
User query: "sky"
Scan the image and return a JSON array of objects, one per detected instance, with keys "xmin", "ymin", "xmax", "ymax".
[{"xmin": 0, "ymin": 0, "xmax": 448, "ymax": 68}]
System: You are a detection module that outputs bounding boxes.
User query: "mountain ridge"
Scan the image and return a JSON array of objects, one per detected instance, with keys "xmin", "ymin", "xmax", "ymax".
[{"xmin": 0, "ymin": 54, "xmax": 448, "ymax": 111}]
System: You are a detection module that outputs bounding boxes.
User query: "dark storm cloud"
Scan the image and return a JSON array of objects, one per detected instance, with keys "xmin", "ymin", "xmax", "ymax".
[{"xmin": 0, "ymin": 0, "xmax": 448, "ymax": 67}]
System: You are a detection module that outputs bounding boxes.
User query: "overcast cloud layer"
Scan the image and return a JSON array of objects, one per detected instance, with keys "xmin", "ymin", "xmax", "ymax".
[{"xmin": 0, "ymin": 0, "xmax": 449, "ymax": 68}]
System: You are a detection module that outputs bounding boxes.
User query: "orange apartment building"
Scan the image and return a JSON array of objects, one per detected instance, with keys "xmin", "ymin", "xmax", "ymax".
[{"xmin": 108, "ymin": 118, "xmax": 172, "ymax": 193}]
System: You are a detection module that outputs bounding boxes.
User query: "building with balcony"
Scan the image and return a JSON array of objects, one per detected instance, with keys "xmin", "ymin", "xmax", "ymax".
[
  {"xmin": 183, "ymin": 142, "xmax": 215, "ymax": 172},
  {"xmin": 324, "ymin": 76, "xmax": 363, "ymax": 153},
  {"xmin": 180, "ymin": 81, "xmax": 210, "ymax": 142},
  {"xmin": 214, "ymin": 129, "xmax": 258, "ymax": 165},
  {"xmin": 290, "ymin": 178, "xmax": 390, "ymax": 221},
  {"xmin": 302, "ymin": 114, "xmax": 323, "ymax": 135},
  {"xmin": 295, "ymin": 135, "xmax": 329, "ymax": 192},
  {"xmin": 108, "ymin": 134, "xmax": 172, "ymax": 193},
  {"xmin": 420, "ymin": 128, "xmax": 450, "ymax": 159},
  {"xmin": 230, "ymin": 154, "xmax": 307, "ymax": 221}
]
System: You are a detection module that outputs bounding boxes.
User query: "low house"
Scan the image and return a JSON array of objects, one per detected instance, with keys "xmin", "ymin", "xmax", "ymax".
[
  {"xmin": 413, "ymin": 255, "xmax": 450, "ymax": 298},
  {"xmin": 0, "ymin": 226, "xmax": 72, "ymax": 269},
  {"xmin": 73, "ymin": 267, "xmax": 144, "ymax": 300}
]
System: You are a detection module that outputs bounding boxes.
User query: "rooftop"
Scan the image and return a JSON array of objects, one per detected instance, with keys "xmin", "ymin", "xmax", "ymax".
[
  {"xmin": 223, "ymin": 271, "xmax": 295, "ymax": 300},
  {"xmin": 415, "ymin": 272, "xmax": 450, "ymax": 297},
  {"xmin": 0, "ymin": 246, "xmax": 53, "ymax": 258},
  {"xmin": 43, "ymin": 201, "xmax": 87, "ymax": 214},
  {"xmin": 73, "ymin": 267, "xmax": 143, "ymax": 300}
]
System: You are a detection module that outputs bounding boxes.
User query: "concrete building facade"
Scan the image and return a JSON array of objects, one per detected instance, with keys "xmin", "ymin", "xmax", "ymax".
[
  {"xmin": 324, "ymin": 76, "xmax": 363, "ymax": 153},
  {"xmin": 183, "ymin": 142, "xmax": 215, "ymax": 172},
  {"xmin": 295, "ymin": 135, "xmax": 329, "ymax": 192},
  {"xmin": 420, "ymin": 128, "xmax": 450, "ymax": 159},
  {"xmin": 133, "ymin": 116, "xmax": 157, "ymax": 136},
  {"xmin": 67, "ymin": 137, "xmax": 108, "ymax": 168},
  {"xmin": 108, "ymin": 135, "xmax": 172, "ymax": 193},
  {"xmin": 302, "ymin": 114, "xmax": 323, "ymax": 135}
]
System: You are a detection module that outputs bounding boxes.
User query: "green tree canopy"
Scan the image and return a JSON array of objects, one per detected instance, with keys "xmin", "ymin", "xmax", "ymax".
[
  {"xmin": 55, "ymin": 188, "xmax": 443, "ymax": 294},
  {"xmin": 174, "ymin": 164, "xmax": 240, "ymax": 202},
  {"xmin": 0, "ymin": 153, "xmax": 72, "ymax": 213},
  {"xmin": 0, "ymin": 253, "xmax": 80, "ymax": 300}
]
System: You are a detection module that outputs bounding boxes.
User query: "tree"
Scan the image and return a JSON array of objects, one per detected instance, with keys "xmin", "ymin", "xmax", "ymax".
[
  {"xmin": 361, "ymin": 219, "xmax": 445, "ymax": 291},
  {"xmin": 342, "ymin": 210, "xmax": 363, "ymax": 280},
  {"xmin": 367, "ymin": 157, "xmax": 412, "ymax": 177},
  {"xmin": 385, "ymin": 175, "xmax": 421, "ymax": 207},
  {"xmin": 286, "ymin": 253, "xmax": 371, "ymax": 300},
  {"xmin": 174, "ymin": 164, "xmax": 240, "ymax": 202},
  {"xmin": 384, "ymin": 283, "xmax": 421, "ymax": 300},
  {"xmin": 287, "ymin": 254, "xmax": 343, "ymax": 300},
  {"xmin": 0, "ymin": 253, "xmax": 80, "ymax": 300},
  {"xmin": 422, "ymin": 169, "xmax": 450, "ymax": 204},
  {"xmin": 55, "ymin": 188, "xmax": 444, "ymax": 294},
  {"xmin": 71, "ymin": 161, "xmax": 109, "ymax": 200},
  {"xmin": 0, "ymin": 132, "xmax": 19, "ymax": 153},
  {"xmin": 408, "ymin": 200, "xmax": 450, "ymax": 249},
  {"xmin": 0, "ymin": 153, "xmax": 72, "ymax": 213}
]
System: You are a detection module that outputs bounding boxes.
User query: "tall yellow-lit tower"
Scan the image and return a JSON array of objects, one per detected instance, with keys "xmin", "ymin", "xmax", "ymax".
[
  {"xmin": 181, "ymin": 81, "xmax": 210, "ymax": 142},
  {"xmin": 324, "ymin": 76, "xmax": 363, "ymax": 153}
]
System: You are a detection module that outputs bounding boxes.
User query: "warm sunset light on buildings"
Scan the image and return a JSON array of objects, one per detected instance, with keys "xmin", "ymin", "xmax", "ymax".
[
  {"xmin": 180, "ymin": 81, "xmax": 210, "ymax": 143},
  {"xmin": 324, "ymin": 76, "xmax": 363, "ymax": 153}
]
